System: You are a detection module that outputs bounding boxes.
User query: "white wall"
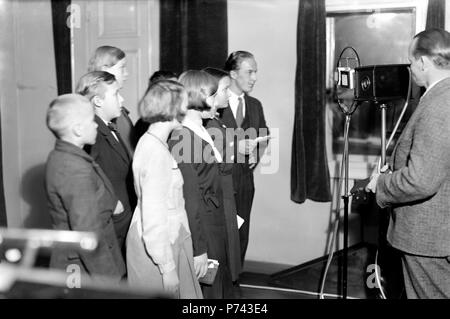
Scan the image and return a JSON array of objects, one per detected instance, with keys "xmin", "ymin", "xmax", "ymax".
[
  {"xmin": 0, "ymin": 0, "xmax": 57, "ymax": 228},
  {"xmin": 228, "ymin": 0, "xmax": 362, "ymax": 266}
]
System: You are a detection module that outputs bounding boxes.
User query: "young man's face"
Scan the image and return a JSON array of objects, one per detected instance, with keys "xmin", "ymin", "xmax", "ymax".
[
  {"xmin": 231, "ymin": 58, "xmax": 258, "ymax": 94},
  {"xmin": 103, "ymin": 58, "xmax": 128, "ymax": 88},
  {"xmin": 100, "ymin": 81, "xmax": 122, "ymax": 121}
]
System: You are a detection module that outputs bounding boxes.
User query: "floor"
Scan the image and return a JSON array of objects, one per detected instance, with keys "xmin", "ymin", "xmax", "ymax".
[{"xmin": 237, "ymin": 243, "xmax": 405, "ymax": 299}]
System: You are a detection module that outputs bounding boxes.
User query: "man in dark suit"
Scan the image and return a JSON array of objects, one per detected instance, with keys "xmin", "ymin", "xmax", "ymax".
[
  {"xmin": 77, "ymin": 71, "xmax": 136, "ymax": 259},
  {"xmin": 222, "ymin": 51, "xmax": 270, "ymax": 267},
  {"xmin": 367, "ymin": 28, "xmax": 450, "ymax": 298},
  {"xmin": 45, "ymin": 94, "xmax": 126, "ymax": 281}
]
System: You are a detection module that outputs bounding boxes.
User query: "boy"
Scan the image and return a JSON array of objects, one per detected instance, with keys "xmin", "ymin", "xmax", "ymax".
[
  {"xmin": 45, "ymin": 94, "xmax": 126, "ymax": 281},
  {"xmin": 76, "ymin": 71, "xmax": 136, "ymax": 258}
]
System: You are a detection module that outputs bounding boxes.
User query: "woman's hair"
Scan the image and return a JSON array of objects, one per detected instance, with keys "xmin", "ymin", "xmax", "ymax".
[
  {"xmin": 202, "ymin": 67, "xmax": 230, "ymax": 82},
  {"xmin": 75, "ymin": 71, "xmax": 116, "ymax": 100},
  {"xmin": 224, "ymin": 51, "xmax": 254, "ymax": 72},
  {"xmin": 412, "ymin": 28, "xmax": 450, "ymax": 69},
  {"xmin": 87, "ymin": 46, "xmax": 126, "ymax": 71},
  {"xmin": 149, "ymin": 70, "xmax": 178, "ymax": 84},
  {"xmin": 178, "ymin": 70, "xmax": 217, "ymax": 112},
  {"xmin": 138, "ymin": 80, "xmax": 186, "ymax": 123}
]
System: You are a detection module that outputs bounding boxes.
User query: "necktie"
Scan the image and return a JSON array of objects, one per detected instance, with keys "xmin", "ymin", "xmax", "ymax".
[
  {"xmin": 236, "ymin": 97, "xmax": 244, "ymax": 127},
  {"xmin": 107, "ymin": 122, "xmax": 119, "ymax": 133},
  {"xmin": 108, "ymin": 121, "xmax": 130, "ymax": 159}
]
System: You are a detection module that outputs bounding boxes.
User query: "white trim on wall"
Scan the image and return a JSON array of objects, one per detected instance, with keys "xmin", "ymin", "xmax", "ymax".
[{"xmin": 326, "ymin": 0, "xmax": 428, "ymax": 34}]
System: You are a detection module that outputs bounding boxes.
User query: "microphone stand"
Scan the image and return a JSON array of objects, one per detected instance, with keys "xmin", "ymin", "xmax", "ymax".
[
  {"xmin": 336, "ymin": 105, "xmax": 359, "ymax": 299},
  {"xmin": 342, "ymin": 114, "xmax": 351, "ymax": 299},
  {"xmin": 379, "ymin": 103, "xmax": 388, "ymax": 167},
  {"xmin": 334, "ymin": 47, "xmax": 361, "ymax": 299}
]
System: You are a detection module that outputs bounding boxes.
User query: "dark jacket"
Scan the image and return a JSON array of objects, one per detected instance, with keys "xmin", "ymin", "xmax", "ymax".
[
  {"xmin": 84, "ymin": 116, "xmax": 136, "ymax": 249},
  {"xmin": 45, "ymin": 140, "xmax": 126, "ymax": 280}
]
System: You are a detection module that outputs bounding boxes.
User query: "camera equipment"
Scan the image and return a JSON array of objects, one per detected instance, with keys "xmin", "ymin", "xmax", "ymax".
[
  {"xmin": 0, "ymin": 228, "xmax": 168, "ymax": 298},
  {"xmin": 335, "ymin": 67, "xmax": 355, "ymax": 89},
  {"xmin": 354, "ymin": 64, "xmax": 410, "ymax": 102},
  {"xmin": 0, "ymin": 227, "xmax": 98, "ymax": 267},
  {"xmin": 322, "ymin": 48, "xmax": 411, "ymax": 300}
]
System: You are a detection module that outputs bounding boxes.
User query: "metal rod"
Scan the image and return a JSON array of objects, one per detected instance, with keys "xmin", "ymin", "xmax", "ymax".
[
  {"xmin": 20, "ymin": 241, "xmax": 39, "ymax": 268},
  {"xmin": 380, "ymin": 104, "xmax": 387, "ymax": 166},
  {"xmin": 342, "ymin": 115, "xmax": 351, "ymax": 299}
]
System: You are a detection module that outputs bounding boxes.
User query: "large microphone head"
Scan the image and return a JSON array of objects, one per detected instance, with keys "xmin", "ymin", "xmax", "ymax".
[{"xmin": 334, "ymin": 47, "xmax": 361, "ymax": 114}]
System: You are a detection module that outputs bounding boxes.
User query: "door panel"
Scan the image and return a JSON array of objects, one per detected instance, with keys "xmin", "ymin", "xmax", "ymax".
[{"xmin": 73, "ymin": 0, "xmax": 159, "ymax": 123}]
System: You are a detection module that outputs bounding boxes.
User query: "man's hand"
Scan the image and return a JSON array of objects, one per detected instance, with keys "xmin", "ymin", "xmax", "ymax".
[
  {"xmin": 193, "ymin": 253, "xmax": 208, "ymax": 279},
  {"xmin": 162, "ymin": 269, "xmax": 179, "ymax": 297},
  {"xmin": 113, "ymin": 200, "xmax": 124, "ymax": 215},
  {"xmin": 365, "ymin": 173, "xmax": 380, "ymax": 193},
  {"xmin": 365, "ymin": 165, "xmax": 391, "ymax": 193}
]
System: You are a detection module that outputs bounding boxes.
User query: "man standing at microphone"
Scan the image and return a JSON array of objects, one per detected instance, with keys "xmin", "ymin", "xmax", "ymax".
[{"xmin": 367, "ymin": 28, "xmax": 450, "ymax": 298}]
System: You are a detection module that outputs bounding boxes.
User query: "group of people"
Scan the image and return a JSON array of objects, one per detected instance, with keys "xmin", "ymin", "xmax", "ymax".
[
  {"xmin": 44, "ymin": 26, "xmax": 450, "ymax": 300},
  {"xmin": 44, "ymin": 46, "xmax": 269, "ymax": 299}
]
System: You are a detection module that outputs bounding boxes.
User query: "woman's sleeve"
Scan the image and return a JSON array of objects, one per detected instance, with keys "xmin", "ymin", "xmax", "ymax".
[{"xmin": 138, "ymin": 150, "xmax": 175, "ymax": 274}]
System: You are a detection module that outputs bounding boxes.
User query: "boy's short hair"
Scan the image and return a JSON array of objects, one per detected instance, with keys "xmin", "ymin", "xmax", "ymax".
[
  {"xmin": 178, "ymin": 70, "xmax": 217, "ymax": 112},
  {"xmin": 76, "ymin": 71, "xmax": 116, "ymax": 101},
  {"xmin": 138, "ymin": 80, "xmax": 186, "ymax": 123},
  {"xmin": 87, "ymin": 46, "xmax": 126, "ymax": 71},
  {"xmin": 46, "ymin": 94, "xmax": 92, "ymax": 138}
]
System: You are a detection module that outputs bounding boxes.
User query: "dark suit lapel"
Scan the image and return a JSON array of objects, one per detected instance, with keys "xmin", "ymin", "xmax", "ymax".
[
  {"xmin": 92, "ymin": 161, "xmax": 116, "ymax": 197},
  {"xmin": 95, "ymin": 116, "xmax": 130, "ymax": 164},
  {"xmin": 242, "ymin": 95, "xmax": 254, "ymax": 130},
  {"xmin": 220, "ymin": 106, "xmax": 238, "ymax": 129}
]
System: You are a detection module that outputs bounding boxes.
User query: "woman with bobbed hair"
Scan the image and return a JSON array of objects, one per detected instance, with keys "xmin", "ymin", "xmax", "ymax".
[
  {"xmin": 169, "ymin": 70, "xmax": 235, "ymax": 298},
  {"xmin": 202, "ymin": 67, "xmax": 241, "ymax": 284},
  {"xmin": 126, "ymin": 80, "xmax": 202, "ymax": 299}
]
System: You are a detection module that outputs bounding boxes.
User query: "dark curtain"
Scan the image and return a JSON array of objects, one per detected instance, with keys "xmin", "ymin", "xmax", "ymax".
[
  {"xmin": 0, "ymin": 105, "xmax": 6, "ymax": 226},
  {"xmin": 160, "ymin": 0, "xmax": 228, "ymax": 75},
  {"xmin": 291, "ymin": 0, "xmax": 331, "ymax": 204},
  {"xmin": 51, "ymin": 0, "xmax": 72, "ymax": 95},
  {"xmin": 426, "ymin": 0, "xmax": 446, "ymax": 29}
]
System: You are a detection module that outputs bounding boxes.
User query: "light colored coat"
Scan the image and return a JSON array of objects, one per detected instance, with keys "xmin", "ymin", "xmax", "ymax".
[{"xmin": 126, "ymin": 133, "xmax": 202, "ymax": 298}]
